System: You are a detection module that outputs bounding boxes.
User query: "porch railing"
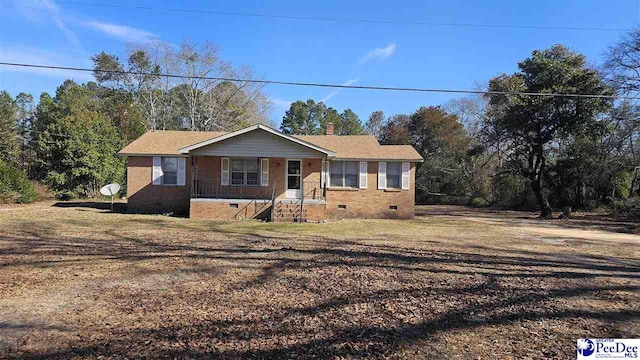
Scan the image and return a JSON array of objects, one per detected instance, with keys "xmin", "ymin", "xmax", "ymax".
[
  {"xmin": 192, "ymin": 179, "xmax": 275, "ymax": 200},
  {"xmin": 191, "ymin": 179, "xmax": 326, "ymax": 201},
  {"xmin": 300, "ymin": 181, "xmax": 324, "ymax": 201}
]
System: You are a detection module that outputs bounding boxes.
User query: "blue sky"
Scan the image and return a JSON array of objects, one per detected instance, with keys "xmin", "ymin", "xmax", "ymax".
[{"xmin": 0, "ymin": 0, "xmax": 638, "ymax": 125}]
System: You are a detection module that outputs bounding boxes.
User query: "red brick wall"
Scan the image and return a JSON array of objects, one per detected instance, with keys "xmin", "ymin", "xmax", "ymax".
[
  {"xmin": 126, "ymin": 156, "xmax": 191, "ymax": 214},
  {"xmin": 127, "ymin": 156, "xmax": 416, "ymax": 219},
  {"xmin": 190, "ymin": 199, "xmax": 327, "ymax": 221},
  {"xmin": 325, "ymin": 162, "xmax": 416, "ymax": 219},
  {"xmin": 190, "ymin": 199, "xmax": 271, "ymax": 220}
]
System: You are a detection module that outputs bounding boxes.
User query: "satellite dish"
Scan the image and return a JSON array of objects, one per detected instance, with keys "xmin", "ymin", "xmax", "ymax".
[
  {"xmin": 100, "ymin": 183, "xmax": 120, "ymax": 196},
  {"xmin": 100, "ymin": 183, "xmax": 120, "ymax": 212}
]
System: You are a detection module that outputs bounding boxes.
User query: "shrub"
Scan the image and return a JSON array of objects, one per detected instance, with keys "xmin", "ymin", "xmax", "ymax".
[
  {"xmin": 470, "ymin": 197, "xmax": 490, "ymax": 207},
  {"xmin": 420, "ymin": 194, "xmax": 470, "ymax": 205},
  {"xmin": 612, "ymin": 197, "xmax": 640, "ymax": 219},
  {"xmin": 0, "ymin": 160, "xmax": 37, "ymax": 203},
  {"xmin": 492, "ymin": 174, "xmax": 538, "ymax": 210},
  {"xmin": 35, "ymin": 110, "xmax": 125, "ymax": 199}
]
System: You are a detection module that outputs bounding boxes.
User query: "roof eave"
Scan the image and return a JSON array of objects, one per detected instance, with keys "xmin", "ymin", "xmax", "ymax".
[
  {"xmin": 334, "ymin": 157, "xmax": 423, "ymax": 162},
  {"xmin": 118, "ymin": 153, "xmax": 191, "ymax": 157}
]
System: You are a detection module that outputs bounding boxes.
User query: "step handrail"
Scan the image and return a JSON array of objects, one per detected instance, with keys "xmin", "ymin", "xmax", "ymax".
[
  {"xmin": 299, "ymin": 181, "xmax": 305, "ymax": 222},
  {"xmin": 270, "ymin": 181, "xmax": 277, "ymax": 222}
]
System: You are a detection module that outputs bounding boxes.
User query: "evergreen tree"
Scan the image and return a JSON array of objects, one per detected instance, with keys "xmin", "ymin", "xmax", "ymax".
[
  {"xmin": 339, "ymin": 109, "xmax": 364, "ymax": 135},
  {"xmin": 486, "ymin": 45, "xmax": 613, "ymax": 217},
  {"xmin": 31, "ymin": 81, "xmax": 125, "ymax": 198},
  {"xmin": 0, "ymin": 91, "xmax": 20, "ymax": 164}
]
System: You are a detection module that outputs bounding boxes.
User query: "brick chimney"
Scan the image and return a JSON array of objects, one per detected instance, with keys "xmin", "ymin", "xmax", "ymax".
[{"xmin": 325, "ymin": 122, "xmax": 334, "ymax": 135}]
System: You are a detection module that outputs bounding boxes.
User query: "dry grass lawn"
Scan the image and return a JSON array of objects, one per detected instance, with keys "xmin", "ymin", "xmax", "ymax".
[{"xmin": 0, "ymin": 203, "xmax": 638, "ymax": 359}]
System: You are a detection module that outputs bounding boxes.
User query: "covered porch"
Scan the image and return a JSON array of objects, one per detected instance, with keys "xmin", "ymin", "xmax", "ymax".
[
  {"xmin": 178, "ymin": 124, "xmax": 335, "ymax": 220},
  {"xmin": 188, "ymin": 156, "xmax": 328, "ymax": 221},
  {"xmin": 190, "ymin": 156, "xmax": 326, "ymax": 202}
]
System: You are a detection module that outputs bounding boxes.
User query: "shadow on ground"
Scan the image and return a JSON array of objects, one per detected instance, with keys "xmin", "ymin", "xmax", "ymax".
[
  {"xmin": 1, "ymin": 207, "xmax": 639, "ymax": 359},
  {"xmin": 52, "ymin": 201, "xmax": 128, "ymax": 213},
  {"xmin": 417, "ymin": 205, "xmax": 640, "ymax": 235}
]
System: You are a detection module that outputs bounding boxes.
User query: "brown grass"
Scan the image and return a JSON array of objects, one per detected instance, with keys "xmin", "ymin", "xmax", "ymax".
[{"xmin": 0, "ymin": 203, "xmax": 638, "ymax": 359}]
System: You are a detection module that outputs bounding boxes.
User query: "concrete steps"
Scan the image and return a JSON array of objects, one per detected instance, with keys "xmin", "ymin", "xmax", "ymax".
[{"xmin": 272, "ymin": 201, "xmax": 306, "ymax": 222}]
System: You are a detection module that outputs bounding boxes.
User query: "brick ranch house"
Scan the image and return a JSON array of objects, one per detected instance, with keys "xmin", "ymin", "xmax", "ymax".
[{"xmin": 118, "ymin": 123, "xmax": 423, "ymax": 221}]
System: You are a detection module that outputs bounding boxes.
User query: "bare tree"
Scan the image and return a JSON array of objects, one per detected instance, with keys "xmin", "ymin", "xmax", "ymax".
[
  {"xmin": 444, "ymin": 95, "xmax": 485, "ymax": 135},
  {"xmin": 93, "ymin": 40, "xmax": 271, "ymax": 131},
  {"xmin": 605, "ymin": 28, "xmax": 640, "ymax": 95},
  {"xmin": 365, "ymin": 111, "xmax": 384, "ymax": 139}
]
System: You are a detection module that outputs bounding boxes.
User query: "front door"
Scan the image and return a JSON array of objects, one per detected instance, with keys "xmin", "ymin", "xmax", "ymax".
[{"xmin": 286, "ymin": 159, "xmax": 302, "ymax": 198}]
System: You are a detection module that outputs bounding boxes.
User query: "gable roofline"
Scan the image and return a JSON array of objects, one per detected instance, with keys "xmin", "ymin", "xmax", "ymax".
[
  {"xmin": 178, "ymin": 124, "xmax": 337, "ymax": 156},
  {"xmin": 335, "ymin": 157, "xmax": 424, "ymax": 162}
]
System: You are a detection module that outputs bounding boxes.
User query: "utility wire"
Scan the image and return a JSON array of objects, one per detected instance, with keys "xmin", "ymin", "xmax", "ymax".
[
  {"xmin": 1, "ymin": 61, "xmax": 634, "ymax": 100},
  {"xmin": 21, "ymin": 129, "xmax": 124, "ymax": 144},
  {"xmin": 54, "ymin": 0, "xmax": 628, "ymax": 32}
]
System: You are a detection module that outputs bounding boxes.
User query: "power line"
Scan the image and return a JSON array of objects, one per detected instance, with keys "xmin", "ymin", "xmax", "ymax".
[
  {"xmin": 0, "ymin": 61, "xmax": 634, "ymax": 100},
  {"xmin": 54, "ymin": 0, "xmax": 628, "ymax": 32}
]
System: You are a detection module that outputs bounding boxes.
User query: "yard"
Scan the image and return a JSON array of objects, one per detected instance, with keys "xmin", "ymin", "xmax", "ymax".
[{"xmin": 0, "ymin": 203, "xmax": 638, "ymax": 359}]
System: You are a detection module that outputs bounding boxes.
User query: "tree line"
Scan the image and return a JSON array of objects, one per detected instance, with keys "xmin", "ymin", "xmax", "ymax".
[
  {"xmin": 2, "ymin": 33, "xmax": 640, "ymax": 218},
  {"xmin": 281, "ymin": 40, "xmax": 640, "ymax": 218},
  {"xmin": 0, "ymin": 41, "xmax": 271, "ymax": 200}
]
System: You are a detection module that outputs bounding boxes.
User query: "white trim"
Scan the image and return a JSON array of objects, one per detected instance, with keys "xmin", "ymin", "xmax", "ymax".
[
  {"xmin": 401, "ymin": 162, "xmax": 410, "ymax": 190},
  {"xmin": 177, "ymin": 158, "xmax": 186, "ymax": 186},
  {"xmin": 261, "ymin": 158, "xmax": 269, "ymax": 187},
  {"xmin": 378, "ymin": 162, "xmax": 387, "ymax": 190},
  {"xmin": 359, "ymin": 161, "xmax": 368, "ymax": 189},
  {"xmin": 221, "ymin": 157, "xmax": 230, "ymax": 186},
  {"xmin": 321, "ymin": 158, "xmax": 326, "ymax": 189},
  {"xmin": 285, "ymin": 159, "xmax": 303, "ymax": 199},
  {"xmin": 178, "ymin": 124, "xmax": 336, "ymax": 156},
  {"xmin": 152, "ymin": 157, "xmax": 163, "ymax": 185}
]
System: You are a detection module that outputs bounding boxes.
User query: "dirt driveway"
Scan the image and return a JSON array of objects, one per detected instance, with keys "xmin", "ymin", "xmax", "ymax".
[{"xmin": 0, "ymin": 203, "xmax": 638, "ymax": 359}]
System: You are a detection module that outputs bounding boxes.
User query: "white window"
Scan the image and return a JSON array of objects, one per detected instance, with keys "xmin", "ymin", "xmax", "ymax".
[
  {"xmin": 330, "ymin": 161, "xmax": 359, "ymax": 188},
  {"xmin": 386, "ymin": 162, "xmax": 401, "ymax": 189},
  {"xmin": 231, "ymin": 158, "xmax": 260, "ymax": 186},
  {"xmin": 162, "ymin": 157, "xmax": 178, "ymax": 185}
]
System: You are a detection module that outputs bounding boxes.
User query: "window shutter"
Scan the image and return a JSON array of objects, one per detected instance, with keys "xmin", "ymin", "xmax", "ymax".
[
  {"xmin": 401, "ymin": 162, "xmax": 410, "ymax": 190},
  {"xmin": 359, "ymin": 161, "xmax": 367, "ymax": 189},
  {"xmin": 221, "ymin": 157, "xmax": 230, "ymax": 186},
  {"xmin": 177, "ymin": 158, "xmax": 186, "ymax": 186},
  {"xmin": 321, "ymin": 159, "xmax": 326, "ymax": 188},
  {"xmin": 261, "ymin": 158, "xmax": 269, "ymax": 186},
  {"xmin": 152, "ymin": 157, "xmax": 163, "ymax": 185},
  {"xmin": 378, "ymin": 162, "xmax": 386, "ymax": 190}
]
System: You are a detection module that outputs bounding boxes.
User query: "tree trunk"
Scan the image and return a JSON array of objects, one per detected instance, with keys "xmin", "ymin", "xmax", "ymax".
[
  {"xmin": 531, "ymin": 177, "xmax": 553, "ymax": 218},
  {"xmin": 529, "ymin": 133, "xmax": 553, "ymax": 219}
]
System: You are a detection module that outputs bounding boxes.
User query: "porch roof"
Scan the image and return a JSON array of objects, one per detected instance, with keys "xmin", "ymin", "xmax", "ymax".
[{"xmin": 179, "ymin": 124, "xmax": 336, "ymax": 157}]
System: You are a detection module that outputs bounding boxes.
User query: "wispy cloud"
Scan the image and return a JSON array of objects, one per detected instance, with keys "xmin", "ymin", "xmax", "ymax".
[
  {"xmin": 321, "ymin": 78, "xmax": 358, "ymax": 103},
  {"xmin": 14, "ymin": 0, "xmax": 83, "ymax": 50},
  {"xmin": 53, "ymin": 17, "xmax": 83, "ymax": 49},
  {"xmin": 271, "ymin": 98, "xmax": 293, "ymax": 109},
  {"xmin": 12, "ymin": 0, "xmax": 156, "ymax": 47},
  {"xmin": 359, "ymin": 43, "xmax": 397, "ymax": 64},
  {"xmin": 0, "ymin": 47, "xmax": 93, "ymax": 80},
  {"xmin": 322, "ymin": 43, "xmax": 396, "ymax": 103},
  {"xmin": 82, "ymin": 21, "xmax": 157, "ymax": 42}
]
